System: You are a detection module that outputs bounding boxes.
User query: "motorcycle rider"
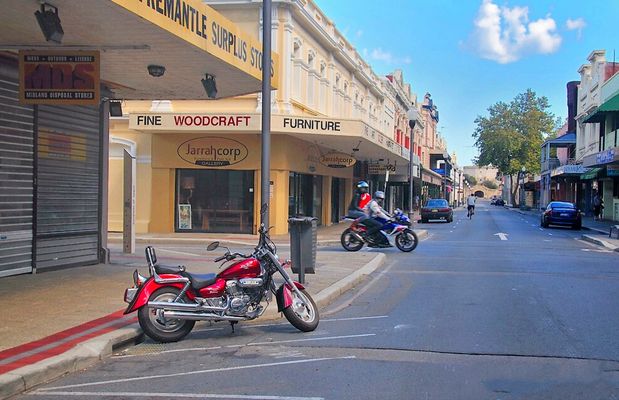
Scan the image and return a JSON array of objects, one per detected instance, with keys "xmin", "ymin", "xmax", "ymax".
[
  {"xmin": 347, "ymin": 181, "xmax": 371, "ymax": 220},
  {"xmin": 364, "ymin": 191, "xmax": 391, "ymax": 246}
]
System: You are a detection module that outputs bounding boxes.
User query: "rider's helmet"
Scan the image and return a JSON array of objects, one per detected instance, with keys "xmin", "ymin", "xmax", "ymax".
[
  {"xmin": 374, "ymin": 191, "xmax": 385, "ymax": 204},
  {"xmin": 356, "ymin": 181, "xmax": 369, "ymax": 192}
]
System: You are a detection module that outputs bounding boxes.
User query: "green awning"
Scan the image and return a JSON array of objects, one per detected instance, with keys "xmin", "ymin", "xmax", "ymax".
[
  {"xmin": 582, "ymin": 93, "xmax": 619, "ymax": 123},
  {"xmin": 580, "ymin": 167, "xmax": 602, "ymax": 180}
]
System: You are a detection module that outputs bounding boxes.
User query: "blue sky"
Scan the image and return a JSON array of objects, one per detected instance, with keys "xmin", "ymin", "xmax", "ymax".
[{"xmin": 314, "ymin": 0, "xmax": 619, "ymax": 166}]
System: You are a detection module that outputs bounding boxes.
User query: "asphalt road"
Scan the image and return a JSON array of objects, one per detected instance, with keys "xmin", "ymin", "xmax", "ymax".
[{"xmin": 20, "ymin": 201, "xmax": 619, "ymax": 399}]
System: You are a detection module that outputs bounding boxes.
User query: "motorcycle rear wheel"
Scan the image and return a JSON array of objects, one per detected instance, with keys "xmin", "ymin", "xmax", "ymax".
[
  {"xmin": 283, "ymin": 289, "xmax": 319, "ymax": 332},
  {"xmin": 138, "ymin": 287, "xmax": 196, "ymax": 343},
  {"xmin": 340, "ymin": 228, "xmax": 364, "ymax": 252},
  {"xmin": 395, "ymin": 229, "xmax": 418, "ymax": 252}
]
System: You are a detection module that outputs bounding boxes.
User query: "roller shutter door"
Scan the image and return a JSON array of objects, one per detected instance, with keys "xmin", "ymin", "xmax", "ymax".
[
  {"xmin": 36, "ymin": 105, "xmax": 100, "ymax": 269},
  {"xmin": 0, "ymin": 63, "xmax": 34, "ymax": 277}
]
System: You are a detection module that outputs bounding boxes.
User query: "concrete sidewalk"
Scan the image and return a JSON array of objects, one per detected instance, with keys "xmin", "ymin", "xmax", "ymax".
[
  {"xmin": 508, "ymin": 207, "xmax": 619, "ymax": 252},
  {"xmin": 0, "ymin": 221, "xmax": 427, "ymax": 399}
]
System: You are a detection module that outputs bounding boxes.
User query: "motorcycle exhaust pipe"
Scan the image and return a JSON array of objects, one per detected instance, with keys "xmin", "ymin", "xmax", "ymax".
[
  {"xmin": 350, "ymin": 231, "xmax": 364, "ymax": 242},
  {"xmin": 161, "ymin": 310, "xmax": 245, "ymax": 322},
  {"xmin": 147, "ymin": 301, "xmax": 227, "ymax": 313}
]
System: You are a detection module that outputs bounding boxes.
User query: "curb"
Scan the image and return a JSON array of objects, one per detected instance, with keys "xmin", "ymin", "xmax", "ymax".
[
  {"xmin": 581, "ymin": 234, "xmax": 619, "ymax": 252},
  {"xmin": 0, "ymin": 326, "xmax": 142, "ymax": 400},
  {"xmin": 0, "ymin": 252, "xmax": 387, "ymax": 399}
]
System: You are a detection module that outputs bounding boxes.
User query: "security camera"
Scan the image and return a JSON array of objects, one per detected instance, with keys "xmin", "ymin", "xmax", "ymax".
[
  {"xmin": 201, "ymin": 74, "xmax": 217, "ymax": 99},
  {"xmin": 147, "ymin": 65, "xmax": 165, "ymax": 77}
]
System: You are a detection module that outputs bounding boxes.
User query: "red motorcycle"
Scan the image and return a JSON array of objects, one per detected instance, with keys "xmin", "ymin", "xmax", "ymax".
[{"xmin": 123, "ymin": 223, "xmax": 319, "ymax": 343}]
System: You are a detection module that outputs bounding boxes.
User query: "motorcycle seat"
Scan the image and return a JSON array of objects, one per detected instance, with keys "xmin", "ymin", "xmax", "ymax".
[
  {"xmin": 184, "ymin": 272, "xmax": 218, "ymax": 291},
  {"xmin": 154, "ymin": 264, "xmax": 185, "ymax": 274}
]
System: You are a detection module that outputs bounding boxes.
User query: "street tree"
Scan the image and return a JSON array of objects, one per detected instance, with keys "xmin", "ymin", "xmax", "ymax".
[{"xmin": 472, "ymin": 89, "xmax": 559, "ymax": 205}]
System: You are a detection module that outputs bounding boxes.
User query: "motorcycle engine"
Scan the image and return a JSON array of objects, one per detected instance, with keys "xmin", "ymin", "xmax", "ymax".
[{"xmin": 226, "ymin": 279, "xmax": 264, "ymax": 316}]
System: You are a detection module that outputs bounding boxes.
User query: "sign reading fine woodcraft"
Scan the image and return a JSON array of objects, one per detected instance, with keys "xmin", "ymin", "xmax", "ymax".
[
  {"xmin": 319, "ymin": 152, "xmax": 356, "ymax": 168},
  {"xmin": 177, "ymin": 137, "xmax": 248, "ymax": 167},
  {"xmin": 19, "ymin": 51, "xmax": 100, "ymax": 105}
]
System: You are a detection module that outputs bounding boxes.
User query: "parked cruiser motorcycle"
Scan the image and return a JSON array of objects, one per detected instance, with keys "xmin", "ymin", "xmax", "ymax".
[
  {"xmin": 340, "ymin": 209, "xmax": 418, "ymax": 252},
  {"xmin": 123, "ymin": 222, "xmax": 319, "ymax": 343}
]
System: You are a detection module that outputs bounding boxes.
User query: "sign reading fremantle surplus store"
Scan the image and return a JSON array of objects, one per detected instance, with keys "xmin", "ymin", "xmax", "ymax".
[
  {"xmin": 177, "ymin": 137, "xmax": 248, "ymax": 167},
  {"xmin": 319, "ymin": 152, "xmax": 356, "ymax": 168},
  {"xmin": 18, "ymin": 51, "xmax": 100, "ymax": 105},
  {"xmin": 110, "ymin": 0, "xmax": 279, "ymax": 85}
]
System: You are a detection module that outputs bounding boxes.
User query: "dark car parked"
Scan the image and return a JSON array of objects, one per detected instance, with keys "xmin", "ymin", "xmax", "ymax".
[
  {"xmin": 420, "ymin": 199, "xmax": 453, "ymax": 223},
  {"xmin": 540, "ymin": 201, "xmax": 582, "ymax": 230}
]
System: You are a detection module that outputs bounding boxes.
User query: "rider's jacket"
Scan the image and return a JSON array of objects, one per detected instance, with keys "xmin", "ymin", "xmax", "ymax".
[
  {"xmin": 348, "ymin": 191, "xmax": 371, "ymax": 212},
  {"xmin": 364, "ymin": 199, "xmax": 390, "ymax": 220}
]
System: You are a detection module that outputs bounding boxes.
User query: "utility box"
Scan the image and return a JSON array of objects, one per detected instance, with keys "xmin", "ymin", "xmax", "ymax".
[{"xmin": 288, "ymin": 217, "xmax": 317, "ymax": 282}]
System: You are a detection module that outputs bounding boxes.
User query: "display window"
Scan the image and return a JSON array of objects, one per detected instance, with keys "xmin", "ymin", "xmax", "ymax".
[
  {"xmin": 175, "ymin": 169, "xmax": 254, "ymax": 233},
  {"xmin": 288, "ymin": 172, "xmax": 322, "ymax": 223}
]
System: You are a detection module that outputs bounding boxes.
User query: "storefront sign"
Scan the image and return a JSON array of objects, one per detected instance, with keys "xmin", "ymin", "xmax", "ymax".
[
  {"xmin": 130, "ymin": 113, "xmax": 258, "ymax": 131},
  {"xmin": 19, "ymin": 51, "xmax": 100, "ymax": 105},
  {"xmin": 319, "ymin": 152, "xmax": 356, "ymax": 168},
  {"xmin": 608, "ymin": 165, "xmax": 619, "ymax": 176},
  {"xmin": 110, "ymin": 0, "xmax": 279, "ymax": 86},
  {"xmin": 177, "ymin": 137, "xmax": 248, "ymax": 166},
  {"xmin": 282, "ymin": 117, "xmax": 341, "ymax": 132},
  {"xmin": 596, "ymin": 148, "xmax": 617, "ymax": 164},
  {"xmin": 551, "ymin": 164, "xmax": 586, "ymax": 177},
  {"xmin": 368, "ymin": 163, "xmax": 396, "ymax": 174},
  {"xmin": 38, "ymin": 131, "xmax": 87, "ymax": 161}
]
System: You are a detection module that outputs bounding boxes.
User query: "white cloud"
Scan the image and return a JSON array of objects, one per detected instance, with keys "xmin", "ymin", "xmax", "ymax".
[
  {"xmin": 356, "ymin": 29, "xmax": 363, "ymax": 38},
  {"xmin": 566, "ymin": 17, "xmax": 586, "ymax": 39},
  {"xmin": 369, "ymin": 48, "xmax": 412, "ymax": 65},
  {"xmin": 469, "ymin": 0, "xmax": 562, "ymax": 63}
]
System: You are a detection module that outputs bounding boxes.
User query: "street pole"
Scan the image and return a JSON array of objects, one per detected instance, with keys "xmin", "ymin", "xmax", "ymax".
[
  {"xmin": 407, "ymin": 107, "xmax": 419, "ymax": 221},
  {"xmin": 260, "ymin": 0, "xmax": 272, "ymax": 226}
]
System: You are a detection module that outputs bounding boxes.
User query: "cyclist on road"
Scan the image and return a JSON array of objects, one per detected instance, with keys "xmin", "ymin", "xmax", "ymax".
[{"xmin": 467, "ymin": 193, "xmax": 477, "ymax": 217}]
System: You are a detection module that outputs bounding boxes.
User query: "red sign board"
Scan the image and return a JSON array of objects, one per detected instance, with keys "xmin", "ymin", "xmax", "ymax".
[{"xmin": 19, "ymin": 51, "xmax": 100, "ymax": 105}]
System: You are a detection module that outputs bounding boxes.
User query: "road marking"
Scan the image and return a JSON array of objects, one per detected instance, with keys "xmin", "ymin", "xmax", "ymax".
[
  {"xmin": 581, "ymin": 249, "xmax": 612, "ymax": 253},
  {"xmin": 158, "ymin": 248, "xmax": 202, "ymax": 257},
  {"xmin": 37, "ymin": 356, "xmax": 356, "ymax": 391},
  {"xmin": 30, "ymin": 391, "xmax": 324, "ymax": 399},
  {"xmin": 226, "ymin": 333, "xmax": 376, "ymax": 348},
  {"xmin": 494, "ymin": 233, "xmax": 509, "ymax": 241}
]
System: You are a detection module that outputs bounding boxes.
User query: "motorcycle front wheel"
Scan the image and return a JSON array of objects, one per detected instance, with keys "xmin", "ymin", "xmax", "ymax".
[
  {"xmin": 283, "ymin": 289, "xmax": 319, "ymax": 332},
  {"xmin": 340, "ymin": 228, "xmax": 364, "ymax": 252},
  {"xmin": 138, "ymin": 287, "xmax": 196, "ymax": 343},
  {"xmin": 395, "ymin": 229, "xmax": 418, "ymax": 252}
]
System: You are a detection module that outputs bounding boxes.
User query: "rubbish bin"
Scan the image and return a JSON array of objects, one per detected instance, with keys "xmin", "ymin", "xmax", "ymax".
[{"xmin": 288, "ymin": 217, "xmax": 317, "ymax": 283}]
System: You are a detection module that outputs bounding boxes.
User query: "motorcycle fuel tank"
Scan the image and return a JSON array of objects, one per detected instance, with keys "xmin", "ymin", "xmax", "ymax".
[{"xmin": 218, "ymin": 258, "xmax": 261, "ymax": 281}]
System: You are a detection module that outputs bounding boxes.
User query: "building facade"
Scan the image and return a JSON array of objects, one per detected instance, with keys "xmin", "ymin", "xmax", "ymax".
[
  {"xmin": 108, "ymin": 0, "xmax": 416, "ymax": 236},
  {"xmin": 0, "ymin": 0, "xmax": 278, "ymax": 276},
  {"xmin": 576, "ymin": 50, "xmax": 619, "ymax": 221}
]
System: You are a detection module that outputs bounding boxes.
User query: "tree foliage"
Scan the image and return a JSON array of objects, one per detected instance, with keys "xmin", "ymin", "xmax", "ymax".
[
  {"xmin": 463, "ymin": 174, "xmax": 477, "ymax": 186},
  {"xmin": 472, "ymin": 89, "xmax": 558, "ymax": 176},
  {"xmin": 482, "ymin": 180, "xmax": 498, "ymax": 189}
]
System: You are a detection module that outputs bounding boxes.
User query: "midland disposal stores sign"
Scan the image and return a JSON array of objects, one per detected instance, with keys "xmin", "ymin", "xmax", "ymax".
[{"xmin": 19, "ymin": 51, "xmax": 100, "ymax": 105}]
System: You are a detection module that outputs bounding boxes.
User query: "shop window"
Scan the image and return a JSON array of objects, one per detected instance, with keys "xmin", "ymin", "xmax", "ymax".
[
  {"xmin": 289, "ymin": 172, "xmax": 322, "ymax": 224},
  {"xmin": 176, "ymin": 169, "xmax": 254, "ymax": 234}
]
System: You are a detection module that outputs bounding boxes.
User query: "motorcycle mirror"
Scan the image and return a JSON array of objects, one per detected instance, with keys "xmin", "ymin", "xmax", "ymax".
[{"xmin": 206, "ymin": 242, "xmax": 220, "ymax": 251}]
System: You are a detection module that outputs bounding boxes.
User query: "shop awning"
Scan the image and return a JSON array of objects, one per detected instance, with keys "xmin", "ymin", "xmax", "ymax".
[
  {"xmin": 582, "ymin": 93, "xmax": 619, "ymax": 123},
  {"xmin": 0, "ymin": 0, "xmax": 279, "ymax": 99},
  {"xmin": 580, "ymin": 167, "xmax": 602, "ymax": 180}
]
